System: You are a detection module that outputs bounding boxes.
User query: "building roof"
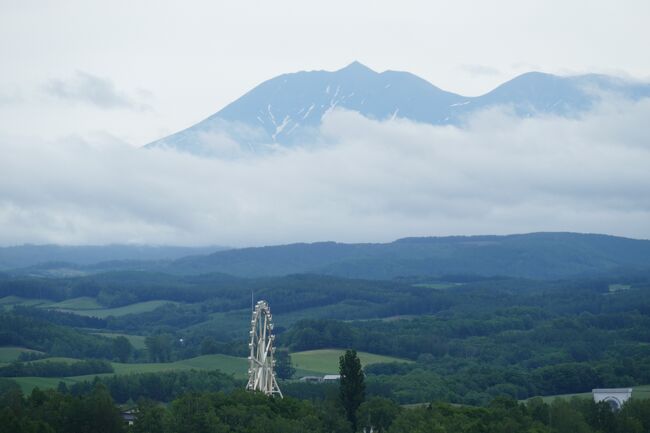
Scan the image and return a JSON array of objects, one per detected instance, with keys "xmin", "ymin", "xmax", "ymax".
[{"xmin": 323, "ymin": 374, "xmax": 341, "ymax": 380}]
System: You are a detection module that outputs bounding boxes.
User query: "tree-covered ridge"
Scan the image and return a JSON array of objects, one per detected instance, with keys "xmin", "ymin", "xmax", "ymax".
[
  {"xmin": 168, "ymin": 232, "xmax": 650, "ymax": 279},
  {"xmin": 0, "ymin": 313, "xmax": 114, "ymax": 359},
  {"xmin": 5, "ymin": 233, "xmax": 650, "ymax": 280}
]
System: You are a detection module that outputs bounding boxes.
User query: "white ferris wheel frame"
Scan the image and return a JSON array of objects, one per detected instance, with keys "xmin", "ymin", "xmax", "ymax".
[{"xmin": 246, "ymin": 300, "xmax": 283, "ymax": 397}]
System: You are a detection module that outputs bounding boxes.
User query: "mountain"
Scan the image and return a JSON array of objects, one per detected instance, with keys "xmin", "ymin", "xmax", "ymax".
[
  {"xmin": 0, "ymin": 244, "xmax": 227, "ymax": 271},
  {"xmin": 146, "ymin": 62, "xmax": 650, "ymax": 155},
  {"xmin": 166, "ymin": 232, "xmax": 650, "ymax": 280}
]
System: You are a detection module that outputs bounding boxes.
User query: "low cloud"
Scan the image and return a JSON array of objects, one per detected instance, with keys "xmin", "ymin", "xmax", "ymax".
[
  {"xmin": 44, "ymin": 71, "xmax": 150, "ymax": 111},
  {"xmin": 0, "ymin": 89, "xmax": 23, "ymax": 106},
  {"xmin": 459, "ymin": 64, "xmax": 502, "ymax": 77},
  {"xmin": 1, "ymin": 98, "xmax": 649, "ymax": 246}
]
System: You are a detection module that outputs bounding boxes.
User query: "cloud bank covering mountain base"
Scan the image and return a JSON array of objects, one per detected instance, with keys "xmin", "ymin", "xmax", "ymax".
[{"xmin": 1, "ymin": 98, "xmax": 649, "ymax": 246}]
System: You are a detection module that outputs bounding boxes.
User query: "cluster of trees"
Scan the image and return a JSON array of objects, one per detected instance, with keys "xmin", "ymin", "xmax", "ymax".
[
  {"xmin": 387, "ymin": 397, "xmax": 650, "ymax": 433},
  {"xmin": 11, "ymin": 306, "xmax": 106, "ymax": 329},
  {"xmin": 0, "ymin": 385, "xmax": 124, "ymax": 433},
  {"xmin": 3, "ymin": 382, "xmax": 650, "ymax": 433},
  {"xmin": 0, "ymin": 360, "xmax": 112, "ymax": 378},
  {"xmin": 0, "ymin": 313, "xmax": 115, "ymax": 359},
  {"xmin": 276, "ymin": 282, "xmax": 650, "ymax": 403},
  {"xmin": 66, "ymin": 370, "xmax": 239, "ymax": 403}
]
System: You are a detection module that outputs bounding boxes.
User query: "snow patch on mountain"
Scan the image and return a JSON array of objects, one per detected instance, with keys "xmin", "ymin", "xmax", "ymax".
[{"xmin": 145, "ymin": 62, "xmax": 650, "ymax": 156}]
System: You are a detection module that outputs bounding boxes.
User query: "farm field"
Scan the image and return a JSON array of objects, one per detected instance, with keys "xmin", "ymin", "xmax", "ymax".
[
  {"xmin": 0, "ymin": 347, "xmax": 43, "ymax": 363},
  {"xmin": 290, "ymin": 349, "xmax": 412, "ymax": 375},
  {"xmin": 0, "ymin": 296, "xmax": 52, "ymax": 309},
  {"xmin": 8, "ymin": 349, "xmax": 408, "ymax": 393},
  {"xmin": 46, "ymin": 297, "xmax": 103, "ymax": 310},
  {"xmin": 110, "ymin": 354, "xmax": 247, "ymax": 377},
  {"xmin": 91, "ymin": 332, "xmax": 147, "ymax": 349},
  {"xmin": 52, "ymin": 300, "xmax": 178, "ymax": 318},
  {"xmin": 0, "ymin": 295, "xmax": 178, "ymax": 318},
  {"xmin": 12, "ymin": 377, "xmax": 78, "ymax": 394},
  {"xmin": 10, "ymin": 353, "xmax": 249, "ymax": 393}
]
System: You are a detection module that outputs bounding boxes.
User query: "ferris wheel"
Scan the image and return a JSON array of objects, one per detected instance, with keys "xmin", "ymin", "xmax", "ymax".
[{"xmin": 246, "ymin": 300, "xmax": 283, "ymax": 397}]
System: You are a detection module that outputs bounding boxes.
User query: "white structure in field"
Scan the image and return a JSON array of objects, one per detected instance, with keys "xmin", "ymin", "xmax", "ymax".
[
  {"xmin": 246, "ymin": 300, "xmax": 283, "ymax": 398},
  {"xmin": 592, "ymin": 388, "xmax": 632, "ymax": 410}
]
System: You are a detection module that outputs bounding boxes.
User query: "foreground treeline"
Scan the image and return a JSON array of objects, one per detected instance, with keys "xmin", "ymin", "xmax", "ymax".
[
  {"xmin": 67, "ymin": 370, "xmax": 240, "ymax": 403},
  {"xmin": 2, "ymin": 384, "xmax": 650, "ymax": 433}
]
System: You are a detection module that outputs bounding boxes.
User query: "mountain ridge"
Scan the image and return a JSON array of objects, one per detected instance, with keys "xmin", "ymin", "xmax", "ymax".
[
  {"xmin": 4, "ymin": 232, "xmax": 650, "ymax": 280},
  {"xmin": 165, "ymin": 232, "xmax": 650, "ymax": 280},
  {"xmin": 146, "ymin": 62, "xmax": 650, "ymax": 155}
]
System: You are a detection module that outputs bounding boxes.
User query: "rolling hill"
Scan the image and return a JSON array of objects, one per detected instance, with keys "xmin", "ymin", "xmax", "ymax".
[
  {"xmin": 0, "ymin": 244, "xmax": 226, "ymax": 271},
  {"xmin": 168, "ymin": 232, "xmax": 650, "ymax": 279}
]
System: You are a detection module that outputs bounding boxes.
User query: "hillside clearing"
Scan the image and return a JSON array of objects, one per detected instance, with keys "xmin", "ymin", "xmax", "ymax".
[
  {"xmin": 0, "ymin": 347, "xmax": 43, "ymax": 363},
  {"xmin": 53, "ymin": 300, "xmax": 179, "ymax": 318},
  {"xmin": 290, "ymin": 349, "xmax": 412, "ymax": 375},
  {"xmin": 91, "ymin": 332, "xmax": 147, "ymax": 349}
]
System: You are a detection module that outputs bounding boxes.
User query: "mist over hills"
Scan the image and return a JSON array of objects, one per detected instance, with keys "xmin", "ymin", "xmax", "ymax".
[
  {"xmin": 5, "ymin": 233, "xmax": 650, "ymax": 280},
  {"xmin": 146, "ymin": 62, "xmax": 650, "ymax": 155}
]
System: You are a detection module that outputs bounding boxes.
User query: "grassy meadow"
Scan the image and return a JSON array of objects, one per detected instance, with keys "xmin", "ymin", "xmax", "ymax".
[{"xmin": 290, "ymin": 349, "xmax": 412, "ymax": 375}]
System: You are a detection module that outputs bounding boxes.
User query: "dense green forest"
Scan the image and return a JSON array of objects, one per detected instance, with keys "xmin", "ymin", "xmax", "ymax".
[
  {"xmin": 1, "ymin": 238, "xmax": 650, "ymax": 430},
  {"xmin": 1, "ymin": 268, "xmax": 649, "ymax": 404},
  {"xmin": 2, "ymin": 383, "xmax": 650, "ymax": 433},
  {"xmin": 167, "ymin": 232, "xmax": 650, "ymax": 279}
]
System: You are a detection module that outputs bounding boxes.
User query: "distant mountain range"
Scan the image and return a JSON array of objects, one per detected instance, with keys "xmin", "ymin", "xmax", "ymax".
[
  {"xmin": 6, "ymin": 233, "xmax": 650, "ymax": 280},
  {"xmin": 146, "ymin": 62, "xmax": 650, "ymax": 155},
  {"xmin": 0, "ymin": 244, "xmax": 225, "ymax": 271},
  {"xmin": 166, "ymin": 232, "xmax": 650, "ymax": 279}
]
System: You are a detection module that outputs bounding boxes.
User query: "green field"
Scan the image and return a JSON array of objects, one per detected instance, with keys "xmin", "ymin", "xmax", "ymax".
[
  {"xmin": 110, "ymin": 354, "xmax": 247, "ymax": 377},
  {"xmin": 47, "ymin": 297, "xmax": 103, "ymax": 310},
  {"xmin": 92, "ymin": 332, "xmax": 147, "ymax": 349},
  {"xmin": 54, "ymin": 300, "xmax": 178, "ymax": 318},
  {"xmin": 290, "ymin": 349, "xmax": 412, "ymax": 375},
  {"xmin": 1, "ymin": 295, "xmax": 178, "ymax": 319},
  {"xmin": 0, "ymin": 347, "xmax": 43, "ymax": 363},
  {"xmin": 633, "ymin": 385, "xmax": 650, "ymax": 399},
  {"xmin": 528, "ymin": 384, "xmax": 650, "ymax": 403},
  {"xmin": 10, "ymin": 354, "xmax": 248, "ymax": 393},
  {"xmin": 9, "ymin": 350, "xmax": 407, "ymax": 393},
  {"xmin": 0, "ymin": 296, "xmax": 53, "ymax": 309},
  {"xmin": 12, "ymin": 377, "xmax": 77, "ymax": 393},
  {"xmin": 30, "ymin": 357, "xmax": 85, "ymax": 364}
]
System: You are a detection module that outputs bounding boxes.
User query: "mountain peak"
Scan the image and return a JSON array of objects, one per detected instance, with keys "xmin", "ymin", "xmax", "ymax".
[
  {"xmin": 338, "ymin": 61, "xmax": 376, "ymax": 74},
  {"xmin": 146, "ymin": 65, "xmax": 650, "ymax": 155}
]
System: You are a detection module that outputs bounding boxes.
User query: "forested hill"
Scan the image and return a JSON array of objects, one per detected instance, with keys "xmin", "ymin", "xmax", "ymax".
[
  {"xmin": 169, "ymin": 232, "xmax": 650, "ymax": 279},
  {"xmin": 0, "ymin": 244, "xmax": 226, "ymax": 271}
]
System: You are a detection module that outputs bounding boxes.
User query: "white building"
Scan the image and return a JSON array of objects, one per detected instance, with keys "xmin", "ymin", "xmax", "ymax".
[
  {"xmin": 592, "ymin": 388, "xmax": 632, "ymax": 410},
  {"xmin": 323, "ymin": 374, "xmax": 341, "ymax": 382}
]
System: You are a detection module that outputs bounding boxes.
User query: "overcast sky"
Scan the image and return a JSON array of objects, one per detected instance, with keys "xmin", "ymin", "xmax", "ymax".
[
  {"xmin": 2, "ymin": 0, "xmax": 650, "ymax": 145},
  {"xmin": 1, "ymin": 1, "xmax": 650, "ymax": 246}
]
